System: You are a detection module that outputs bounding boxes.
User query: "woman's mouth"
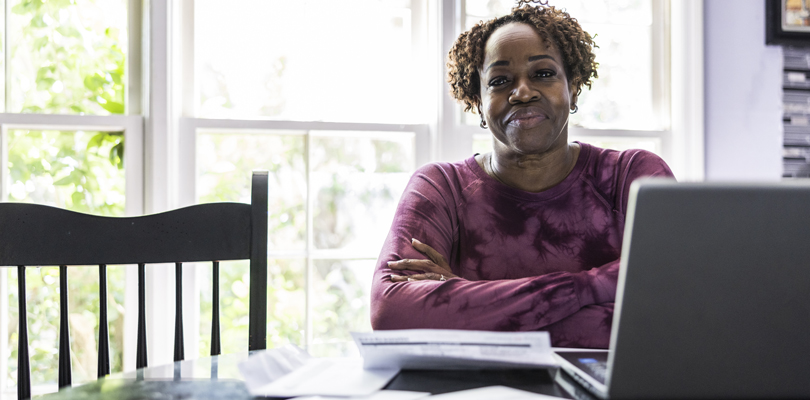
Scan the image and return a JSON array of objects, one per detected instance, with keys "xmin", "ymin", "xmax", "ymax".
[{"xmin": 507, "ymin": 108, "xmax": 548, "ymax": 129}]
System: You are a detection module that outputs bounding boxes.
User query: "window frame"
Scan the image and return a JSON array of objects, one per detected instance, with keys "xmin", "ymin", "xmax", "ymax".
[
  {"xmin": 0, "ymin": 0, "xmax": 145, "ymax": 392},
  {"xmin": 0, "ymin": 0, "xmax": 705, "ymax": 391},
  {"xmin": 179, "ymin": 118, "xmax": 429, "ymax": 352}
]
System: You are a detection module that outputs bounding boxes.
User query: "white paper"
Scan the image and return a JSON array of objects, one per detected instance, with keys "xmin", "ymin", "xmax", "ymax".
[
  {"xmin": 426, "ymin": 386, "xmax": 564, "ymax": 399},
  {"xmin": 352, "ymin": 330, "xmax": 557, "ymax": 370},
  {"xmin": 238, "ymin": 344, "xmax": 313, "ymax": 393},
  {"xmin": 250, "ymin": 357, "xmax": 399, "ymax": 397},
  {"xmin": 291, "ymin": 389, "xmax": 431, "ymax": 400}
]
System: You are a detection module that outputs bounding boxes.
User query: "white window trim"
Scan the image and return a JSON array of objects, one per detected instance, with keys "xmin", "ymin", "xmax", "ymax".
[{"xmin": 670, "ymin": 0, "xmax": 705, "ymax": 181}]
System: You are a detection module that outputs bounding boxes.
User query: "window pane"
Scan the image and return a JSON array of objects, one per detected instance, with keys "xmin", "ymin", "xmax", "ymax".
[
  {"xmin": 6, "ymin": 129, "xmax": 125, "ymax": 215},
  {"xmin": 8, "ymin": 0, "xmax": 127, "ymax": 114},
  {"xmin": 473, "ymin": 133, "xmax": 492, "ymax": 155},
  {"xmin": 310, "ymin": 132, "xmax": 414, "ymax": 252},
  {"xmin": 4, "ymin": 129, "xmax": 126, "ymax": 394},
  {"xmin": 571, "ymin": 23, "xmax": 653, "ymax": 130},
  {"xmin": 310, "ymin": 259, "xmax": 374, "ymax": 357},
  {"xmin": 195, "ymin": 0, "xmax": 424, "ymax": 123},
  {"xmin": 462, "ymin": 0, "xmax": 658, "ymax": 130},
  {"xmin": 197, "ymin": 131, "xmax": 307, "ymax": 253},
  {"xmin": 197, "ymin": 258, "xmax": 305, "ymax": 357},
  {"xmin": 1, "ymin": 2, "xmax": 5, "ymax": 111}
]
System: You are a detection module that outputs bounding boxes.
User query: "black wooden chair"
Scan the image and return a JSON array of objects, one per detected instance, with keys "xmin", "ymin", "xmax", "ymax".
[{"xmin": 0, "ymin": 171, "xmax": 269, "ymax": 399}]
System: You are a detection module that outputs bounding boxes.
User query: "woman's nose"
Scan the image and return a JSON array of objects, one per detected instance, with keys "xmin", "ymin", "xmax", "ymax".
[{"xmin": 509, "ymin": 77, "xmax": 540, "ymax": 104}]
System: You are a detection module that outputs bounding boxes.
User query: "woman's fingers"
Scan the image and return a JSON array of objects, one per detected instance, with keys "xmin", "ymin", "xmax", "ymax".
[
  {"xmin": 390, "ymin": 272, "xmax": 448, "ymax": 282},
  {"xmin": 411, "ymin": 238, "xmax": 449, "ymax": 267},
  {"xmin": 387, "ymin": 259, "xmax": 457, "ymax": 278},
  {"xmin": 386, "ymin": 238, "xmax": 460, "ymax": 280},
  {"xmin": 387, "ymin": 258, "xmax": 439, "ymax": 272}
]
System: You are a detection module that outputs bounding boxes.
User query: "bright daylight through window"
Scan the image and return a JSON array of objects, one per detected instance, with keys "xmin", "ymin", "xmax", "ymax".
[
  {"xmin": 0, "ymin": 0, "xmax": 682, "ymax": 396},
  {"xmin": 0, "ymin": 0, "xmax": 129, "ymax": 396}
]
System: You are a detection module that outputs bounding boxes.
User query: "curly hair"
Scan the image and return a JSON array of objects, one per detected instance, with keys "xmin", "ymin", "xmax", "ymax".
[{"xmin": 447, "ymin": 0, "xmax": 598, "ymax": 113}]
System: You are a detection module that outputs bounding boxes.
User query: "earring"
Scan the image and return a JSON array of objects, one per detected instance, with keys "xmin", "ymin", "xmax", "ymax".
[
  {"xmin": 480, "ymin": 118, "xmax": 488, "ymax": 129},
  {"xmin": 570, "ymin": 105, "xmax": 578, "ymax": 114}
]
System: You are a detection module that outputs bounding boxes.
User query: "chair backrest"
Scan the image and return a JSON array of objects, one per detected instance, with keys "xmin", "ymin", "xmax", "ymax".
[{"xmin": 0, "ymin": 171, "xmax": 268, "ymax": 399}]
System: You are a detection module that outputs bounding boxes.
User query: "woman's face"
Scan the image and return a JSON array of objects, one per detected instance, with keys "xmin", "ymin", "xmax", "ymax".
[{"xmin": 478, "ymin": 22, "xmax": 575, "ymax": 157}]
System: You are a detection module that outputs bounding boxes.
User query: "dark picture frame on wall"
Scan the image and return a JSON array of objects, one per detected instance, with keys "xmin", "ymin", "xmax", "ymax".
[{"xmin": 766, "ymin": 0, "xmax": 810, "ymax": 46}]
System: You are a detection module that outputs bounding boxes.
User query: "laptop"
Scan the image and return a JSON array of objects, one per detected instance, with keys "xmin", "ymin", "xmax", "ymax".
[{"xmin": 554, "ymin": 179, "xmax": 810, "ymax": 399}]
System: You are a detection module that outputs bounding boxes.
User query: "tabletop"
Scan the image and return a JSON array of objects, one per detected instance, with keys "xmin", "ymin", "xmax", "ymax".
[{"xmin": 40, "ymin": 352, "xmax": 590, "ymax": 399}]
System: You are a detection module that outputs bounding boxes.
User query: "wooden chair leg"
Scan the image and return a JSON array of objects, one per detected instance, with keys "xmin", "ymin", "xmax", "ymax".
[
  {"xmin": 174, "ymin": 262, "xmax": 184, "ymax": 362},
  {"xmin": 17, "ymin": 266, "xmax": 31, "ymax": 400},
  {"xmin": 211, "ymin": 261, "xmax": 221, "ymax": 356},
  {"xmin": 98, "ymin": 264, "xmax": 111, "ymax": 377},
  {"xmin": 136, "ymin": 263, "xmax": 148, "ymax": 369},
  {"xmin": 58, "ymin": 266, "xmax": 72, "ymax": 388}
]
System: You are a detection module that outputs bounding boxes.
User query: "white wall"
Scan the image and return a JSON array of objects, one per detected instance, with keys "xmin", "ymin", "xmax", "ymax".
[{"xmin": 704, "ymin": 0, "xmax": 783, "ymax": 180}]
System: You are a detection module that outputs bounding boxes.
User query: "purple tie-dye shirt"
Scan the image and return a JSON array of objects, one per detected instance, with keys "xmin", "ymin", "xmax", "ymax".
[{"xmin": 370, "ymin": 142, "xmax": 674, "ymax": 348}]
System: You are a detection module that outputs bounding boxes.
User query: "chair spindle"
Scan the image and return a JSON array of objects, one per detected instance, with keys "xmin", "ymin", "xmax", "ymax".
[
  {"xmin": 58, "ymin": 266, "xmax": 72, "ymax": 388},
  {"xmin": 249, "ymin": 172, "xmax": 269, "ymax": 351},
  {"xmin": 98, "ymin": 264, "xmax": 111, "ymax": 377},
  {"xmin": 136, "ymin": 263, "xmax": 148, "ymax": 369},
  {"xmin": 174, "ymin": 262, "xmax": 184, "ymax": 362},
  {"xmin": 211, "ymin": 261, "xmax": 221, "ymax": 356},
  {"xmin": 17, "ymin": 266, "xmax": 31, "ymax": 400}
]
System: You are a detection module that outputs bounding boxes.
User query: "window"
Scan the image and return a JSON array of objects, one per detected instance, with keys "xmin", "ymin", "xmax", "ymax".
[
  {"xmin": 182, "ymin": 0, "xmax": 429, "ymax": 357},
  {"xmin": 189, "ymin": 126, "xmax": 418, "ymax": 356},
  {"xmin": 0, "ymin": 0, "xmax": 702, "ymax": 395},
  {"xmin": 0, "ymin": 0, "xmax": 142, "ymax": 396}
]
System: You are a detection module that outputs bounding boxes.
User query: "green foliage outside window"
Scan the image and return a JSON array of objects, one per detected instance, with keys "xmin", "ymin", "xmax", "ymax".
[
  {"xmin": 198, "ymin": 132, "xmax": 412, "ymax": 357},
  {"xmin": 9, "ymin": 0, "xmax": 126, "ymax": 115},
  {"xmin": 197, "ymin": 133, "xmax": 307, "ymax": 356},
  {"xmin": 3, "ymin": 0, "xmax": 128, "ymax": 392}
]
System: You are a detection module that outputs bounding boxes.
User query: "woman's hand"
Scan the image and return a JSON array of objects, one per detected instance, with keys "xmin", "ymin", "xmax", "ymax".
[{"xmin": 388, "ymin": 238, "xmax": 460, "ymax": 282}]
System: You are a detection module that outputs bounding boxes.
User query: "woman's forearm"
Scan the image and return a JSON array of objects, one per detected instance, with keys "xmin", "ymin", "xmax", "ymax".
[{"xmin": 372, "ymin": 268, "xmax": 590, "ymax": 332}]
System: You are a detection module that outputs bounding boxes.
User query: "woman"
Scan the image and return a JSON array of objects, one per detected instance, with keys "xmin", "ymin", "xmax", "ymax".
[{"xmin": 370, "ymin": 0, "xmax": 673, "ymax": 348}]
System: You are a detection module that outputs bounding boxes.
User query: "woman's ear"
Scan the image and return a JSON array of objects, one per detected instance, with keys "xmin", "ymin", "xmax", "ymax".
[{"xmin": 569, "ymin": 86, "xmax": 578, "ymax": 112}]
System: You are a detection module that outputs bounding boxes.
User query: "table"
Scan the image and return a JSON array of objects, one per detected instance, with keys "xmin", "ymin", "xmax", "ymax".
[{"xmin": 40, "ymin": 352, "xmax": 589, "ymax": 399}]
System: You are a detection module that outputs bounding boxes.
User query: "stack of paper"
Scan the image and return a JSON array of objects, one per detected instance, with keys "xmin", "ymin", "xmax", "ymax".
[
  {"xmin": 237, "ymin": 330, "xmax": 560, "ymax": 398},
  {"xmin": 238, "ymin": 346, "xmax": 399, "ymax": 398},
  {"xmin": 351, "ymin": 330, "xmax": 557, "ymax": 370}
]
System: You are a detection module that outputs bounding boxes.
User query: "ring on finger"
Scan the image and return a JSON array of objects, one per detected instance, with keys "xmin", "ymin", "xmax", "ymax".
[{"xmin": 440, "ymin": 274, "xmax": 446, "ymax": 281}]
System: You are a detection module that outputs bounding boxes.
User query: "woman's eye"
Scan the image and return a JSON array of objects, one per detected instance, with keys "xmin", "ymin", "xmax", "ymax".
[
  {"xmin": 535, "ymin": 70, "xmax": 556, "ymax": 78},
  {"xmin": 488, "ymin": 77, "xmax": 508, "ymax": 87}
]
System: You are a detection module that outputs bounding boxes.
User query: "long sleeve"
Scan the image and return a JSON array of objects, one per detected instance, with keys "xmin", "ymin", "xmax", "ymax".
[
  {"xmin": 370, "ymin": 144, "xmax": 674, "ymax": 348},
  {"xmin": 370, "ymin": 163, "xmax": 617, "ymax": 334}
]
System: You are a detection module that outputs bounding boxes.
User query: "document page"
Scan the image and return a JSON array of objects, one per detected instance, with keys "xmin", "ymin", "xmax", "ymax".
[
  {"xmin": 352, "ymin": 330, "xmax": 557, "ymax": 370},
  {"xmin": 248, "ymin": 357, "xmax": 399, "ymax": 397},
  {"xmin": 238, "ymin": 346, "xmax": 399, "ymax": 398}
]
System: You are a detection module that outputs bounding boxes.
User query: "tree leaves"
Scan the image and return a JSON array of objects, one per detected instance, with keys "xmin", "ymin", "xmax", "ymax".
[
  {"xmin": 16, "ymin": 0, "xmax": 126, "ymax": 116},
  {"xmin": 110, "ymin": 142, "xmax": 124, "ymax": 169}
]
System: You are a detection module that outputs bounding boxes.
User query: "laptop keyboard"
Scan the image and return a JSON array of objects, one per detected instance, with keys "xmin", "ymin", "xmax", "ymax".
[{"xmin": 578, "ymin": 358, "xmax": 607, "ymax": 383}]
